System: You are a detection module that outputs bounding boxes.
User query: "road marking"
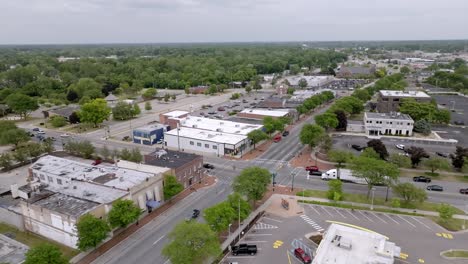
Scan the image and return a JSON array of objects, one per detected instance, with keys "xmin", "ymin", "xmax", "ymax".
[
  {"xmin": 333, "ymin": 208, "xmax": 347, "ymax": 218},
  {"xmin": 308, "ymin": 205, "xmax": 321, "ymax": 216},
  {"xmin": 273, "ymin": 240, "xmax": 284, "ymax": 249},
  {"xmin": 319, "ymin": 206, "xmax": 334, "ymax": 216},
  {"xmin": 440, "ymin": 233, "xmax": 453, "ymax": 239},
  {"xmin": 287, "ymin": 250, "xmax": 292, "ymax": 264},
  {"xmin": 263, "ymin": 216, "xmax": 283, "ymax": 223},
  {"xmin": 247, "ymin": 234, "xmax": 273, "ymax": 236},
  {"xmin": 396, "ymin": 215, "xmax": 416, "ymax": 227},
  {"xmin": 383, "ymin": 214, "xmax": 400, "ymax": 225},
  {"xmin": 370, "ymin": 212, "xmax": 388, "ymax": 224},
  {"xmin": 227, "ymin": 256, "xmax": 256, "ymax": 259},
  {"xmin": 418, "ymin": 258, "xmax": 425, "ymax": 263},
  {"xmin": 436, "ymin": 233, "xmax": 442, "ymax": 237},
  {"xmin": 410, "ymin": 217, "xmax": 431, "ymax": 230},
  {"xmin": 347, "ymin": 210, "xmax": 360, "ymax": 220},
  {"xmin": 358, "ymin": 211, "xmax": 374, "ymax": 222},
  {"xmin": 400, "ymin": 252, "xmax": 409, "ymax": 259},
  {"xmin": 152, "ymin": 235, "xmax": 165, "ymax": 245}
]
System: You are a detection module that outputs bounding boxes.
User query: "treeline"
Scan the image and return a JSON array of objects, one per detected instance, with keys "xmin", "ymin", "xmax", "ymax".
[{"xmin": 426, "ymin": 58, "xmax": 468, "ymax": 92}]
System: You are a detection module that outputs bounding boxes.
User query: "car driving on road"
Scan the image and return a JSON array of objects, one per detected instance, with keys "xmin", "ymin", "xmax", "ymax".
[
  {"xmin": 427, "ymin": 185, "xmax": 443, "ymax": 192},
  {"xmin": 413, "ymin": 176, "xmax": 431, "ymax": 183},
  {"xmin": 203, "ymin": 163, "xmax": 215, "ymax": 169},
  {"xmin": 395, "ymin": 144, "xmax": 405, "ymax": 150},
  {"xmin": 460, "ymin": 188, "xmax": 468, "ymax": 194}
]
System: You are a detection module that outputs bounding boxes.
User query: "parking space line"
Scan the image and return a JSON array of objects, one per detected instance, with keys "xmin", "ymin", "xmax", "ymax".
[
  {"xmin": 320, "ymin": 206, "xmax": 334, "ymax": 216},
  {"xmin": 358, "ymin": 211, "xmax": 374, "ymax": 222},
  {"xmin": 247, "ymin": 234, "xmax": 272, "ymax": 236},
  {"xmin": 383, "ymin": 214, "xmax": 400, "ymax": 225},
  {"xmin": 370, "ymin": 212, "xmax": 388, "ymax": 224},
  {"xmin": 410, "ymin": 217, "xmax": 431, "ymax": 230},
  {"xmin": 241, "ymin": 240, "xmax": 267, "ymax": 243},
  {"xmin": 263, "ymin": 216, "xmax": 283, "ymax": 223},
  {"xmin": 227, "ymin": 256, "xmax": 256, "ymax": 259},
  {"xmin": 333, "ymin": 208, "xmax": 347, "ymax": 218},
  {"xmin": 308, "ymin": 204, "xmax": 321, "ymax": 216},
  {"xmin": 397, "ymin": 215, "xmax": 416, "ymax": 227},
  {"xmin": 347, "ymin": 210, "xmax": 360, "ymax": 220}
]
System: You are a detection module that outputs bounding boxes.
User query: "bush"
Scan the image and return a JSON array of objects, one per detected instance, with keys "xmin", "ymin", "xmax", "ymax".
[
  {"xmin": 438, "ymin": 203, "xmax": 456, "ymax": 223},
  {"xmin": 50, "ymin": 116, "xmax": 68, "ymax": 128},
  {"xmin": 327, "ymin": 179, "xmax": 343, "ymax": 201},
  {"xmin": 413, "ymin": 119, "xmax": 431, "ymax": 135},
  {"xmin": 391, "ymin": 198, "xmax": 401, "ymax": 208}
]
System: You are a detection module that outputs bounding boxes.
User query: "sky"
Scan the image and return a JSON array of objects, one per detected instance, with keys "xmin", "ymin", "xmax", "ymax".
[{"xmin": 0, "ymin": 0, "xmax": 467, "ymax": 44}]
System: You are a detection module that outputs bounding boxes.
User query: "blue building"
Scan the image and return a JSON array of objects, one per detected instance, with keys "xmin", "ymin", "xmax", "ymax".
[{"xmin": 133, "ymin": 124, "xmax": 169, "ymax": 145}]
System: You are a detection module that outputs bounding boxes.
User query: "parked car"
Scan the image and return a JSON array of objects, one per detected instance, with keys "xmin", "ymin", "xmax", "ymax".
[
  {"xmin": 217, "ymin": 107, "xmax": 225, "ymax": 111},
  {"xmin": 454, "ymin": 121, "xmax": 465, "ymax": 126},
  {"xmin": 413, "ymin": 176, "xmax": 431, "ymax": 183},
  {"xmin": 199, "ymin": 112, "xmax": 205, "ymax": 116},
  {"xmin": 122, "ymin": 135, "xmax": 131, "ymax": 141},
  {"xmin": 282, "ymin": 131, "xmax": 290, "ymax": 137},
  {"xmin": 32, "ymin": 128, "xmax": 40, "ymax": 132},
  {"xmin": 36, "ymin": 129, "xmax": 45, "ymax": 134},
  {"xmin": 459, "ymin": 188, "xmax": 468, "ymax": 194},
  {"xmin": 309, "ymin": 170, "xmax": 323, "ymax": 176},
  {"xmin": 191, "ymin": 209, "xmax": 200, "ymax": 219},
  {"xmin": 242, "ymin": 99, "xmax": 248, "ymax": 103},
  {"xmin": 351, "ymin": 144, "xmax": 365, "ymax": 151},
  {"xmin": 294, "ymin": 248, "xmax": 312, "ymax": 264},
  {"xmin": 203, "ymin": 163, "xmax": 215, "ymax": 169},
  {"xmin": 273, "ymin": 135, "xmax": 282, "ymax": 143},
  {"xmin": 305, "ymin": 165, "xmax": 319, "ymax": 172},
  {"xmin": 232, "ymin": 244, "xmax": 257, "ymax": 256},
  {"xmin": 436, "ymin": 152, "xmax": 449, "ymax": 158},
  {"xmin": 395, "ymin": 144, "xmax": 405, "ymax": 150},
  {"xmin": 47, "ymin": 137, "xmax": 56, "ymax": 141},
  {"xmin": 208, "ymin": 111, "xmax": 216, "ymax": 115},
  {"xmin": 92, "ymin": 159, "xmax": 102, "ymax": 166},
  {"xmin": 427, "ymin": 185, "xmax": 443, "ymax": 191},
  {"xmin": 60, "ymin": 133, "xmax": 70, "ymax": 138}
]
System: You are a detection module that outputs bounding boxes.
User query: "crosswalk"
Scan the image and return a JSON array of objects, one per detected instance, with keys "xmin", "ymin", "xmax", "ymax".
[
  {"xmin": 300, "ymin": 214, "xmax": 324, "ymax": 232},
  {"xmin": 254, "ymin": 222, "xmax": 278, "ymax": 230}
]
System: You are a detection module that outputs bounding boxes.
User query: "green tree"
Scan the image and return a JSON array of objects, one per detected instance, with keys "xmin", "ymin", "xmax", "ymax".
[
  {"xmin": 351, "ymin": 156, "xmax": 399, "ymax": 198},
  {"xmin": 5, "ymin": 93, "xmax": 39, "ymax": 119},
  {"xmin": 184, "ymin": 87, "xmax": 190, "ymax": 95},
  {"xmin": 352, "ymin": 89, "xmax": 371, "ymax": 102},
  {"xmin": 361, "ymin": 148, "xmax": 381, "ymax": 159},
  {"xmin": 327, "ymin": 179, "xmax": 343, "ymax": 201},
  {"xmin": 407, "ymin": 146, "xmax": 429, "ymax": 167},
  {"xmin": 133, "ymin": 104, "xmax": 141, "ymax": 116},
  {"xmin": 438, "ymin": 203, "xmax": 456, "ymax": 223},
  {"xmin": 400, "ymin": 66, "xmax": 411, "ymax": 75},
  {"xmin": 298, "ymin": 78, "xmax": 308, "ymax": 89},
  {"xmin": 171, "ymin": 94, "xmax": 176, "ymax": 101},
  {"xmin": 314, "ymin": 112, "xmax": 338, "ymax": 130},
  {"xmin": 334, "ymin": 110, "xmax": 348, "ymax": 131},
  {"xmin": 0, "ymin": 153, "xmax": 12, "ymax": 170},
  {"xmin": 108, "ymin": 199, "xmax": 142, "ymax": 228},
  {"xmin": 451, "ymin": 146, "xmax": 468, "ymax": 170},
  {"xmin": 78, "ymin": 99, "xmax": 111, "ymax": 127},
  {"xmin": 142, "ymin": 88, "xmax": 157, "ymax": 100},
  {"xmin": 42, "ymin": 138, "xmax": 55, "ymax": 154},
  {"xmin": 163, "ymin": 175, "xmax": 184, "ymax": 200},
  {"xmin": 262, "ymin": 117, "xmax": 276, "ymax": 135},
  {"xmin": 144, "ymin": 101, "xmax": 152, "ymax": 111},
  {"xmin": 366, "ymin": 139, "xmax": 389, "ymax": 159},
  {"xmin": 232, "ymin": 167, "xmax": 271, "ymax": 205},
  {"xmin": 400, "ymin": 99, "xmax": 437, "ymax": 122},
  {"xmin": 247, "ymin": 130, "xmax": 269, "ymax": 149},
  {"xmin": 208, "ymin": 85, "xmax": 217, "ymax": 95},
  {"xmin": 423, "ymin": 157, "xmax": 450, "ymax": 174},
  {"xmin": 226, "ymin": 192, "xmax": 251, "ymax": 221},
  {"xmin": 388, "ymin": 153, "xmax": 411, "ymax": 168},
  {"xmin": 245, "ymin": 86, "xmax": 252, "ymax": 94},
  {"xmin": 393, "ymin": 183, "xmax": 427, "ymax": 206},
  {"xmin": 328, "ymin": 150, "xmax": 353, "ymax": 169},
  {"xmin": 413, "ymin": 119, "xmax": 431, "ymax": 135},
  {"xmin": 162, "ymin": 221, "xmax": 221, "ymax": 264},
  {"xmin": 119, "ymin": 148, "xmax": 132, "ymax": 160},
  {"xmin": 68, "ymin": 78, "xmax": 102, "ymax": 99},
  {"xmin": 0, "ymin": 128, "xmax": 29, "ymax": 146},
  {"xmin": 50, "ymin": 116, "xmax": 67, "ymax": 128},
  {"xmin": 164, "ymin": 93, "xmax": 171, "ymax": 102},
  {"xmin": 112, "ymin": 102, "xmax": 135, "ymax": 121},
  {"xmin": 130, "ymin": 148, "xmax": 142, "ymax": 163},
  {"xmin": 76, "ymin": 214, "xmax": 110, "ymax": 251},
  {"xmin": 24, "ymin": 244, "xmax": 68, "ymax": 264},
  {"xmin": 13, "ymin": 148, "xmax": 28, "ymax": 163},
  {"xmin": 203, "ymin": 202, "xmax": 236, "ymax": 232},
  {"xmin": 299, "ymin": 124, "xmax": 325, "ymax": 148}
]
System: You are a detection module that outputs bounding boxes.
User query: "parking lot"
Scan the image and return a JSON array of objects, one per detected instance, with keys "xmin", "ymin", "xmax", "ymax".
[{"xmin": 432, "ymin": 94, "xmax": 468, "ymax": 126}]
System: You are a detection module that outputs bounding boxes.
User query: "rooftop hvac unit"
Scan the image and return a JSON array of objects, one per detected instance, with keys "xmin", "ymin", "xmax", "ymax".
[
  {"xmin": 192, "ymin": 124, "xmax": 197, "ymax": 128},
  {"xmin": 216, "ymin": 128, "xmax": 222, "ymax": 132}
]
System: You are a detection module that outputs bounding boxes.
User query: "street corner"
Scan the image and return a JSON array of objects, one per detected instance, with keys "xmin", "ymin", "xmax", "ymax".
[{"xmin": 265, "ymin": 195, "xmax": 303, "ymax": 218}]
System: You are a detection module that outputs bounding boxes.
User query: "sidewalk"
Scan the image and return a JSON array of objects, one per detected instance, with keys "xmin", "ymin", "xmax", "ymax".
[{"xmin": 73, "ymin": 176, "xmax": 216, "ymax": 264}]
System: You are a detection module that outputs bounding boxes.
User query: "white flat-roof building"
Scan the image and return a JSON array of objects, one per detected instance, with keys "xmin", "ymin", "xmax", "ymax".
[
  {"xmin": 313, "ymin": 223, "xmax": 401, "ymax": 264},
  {"xmin": 285, "ymin": 75, "xmax": 332, "ymax": 88},
  {"xmin": 364, "ymin": 112, "xmax": 414, "ymax": 136},
  {"xmin": 176, "ymin": 116, "xmax": 263, "ymax": 135},
  {"xmin": 238, "ymin": 109, "xmax": 291, "ymax": 120},
  {"xmin": 291, "ymin": 89, "xmax": 335, "ymax": 102}
]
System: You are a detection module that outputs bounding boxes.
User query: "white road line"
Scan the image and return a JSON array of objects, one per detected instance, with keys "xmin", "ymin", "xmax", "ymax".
[
  {"xmin": 333, "ymin": 208, "xmax": 347, "ymax": 218},
  {"xmin": 410, "ymin": 217, "xmax": 432, "ymax": 230},
  {"xmin": 241, "ymin": 240, "xmax": 267, "ymax": 243},
  {"xmin": 358, "ymin": 211, "xmax": 374, "ymax": 222},
  {"xmin": 370, "ymin": 212, "xmax": 388, "ymax": 224},
  {"xmin": 227, "ymin": 256, "xmax": 256, "ymax": 259},
  {"xmin": 320, "ymin": 206, "xmax": 334, "ymax": 216},
  {"xmin": 397, "ymin": 215, "xmax": 416, "ymax": 227},
  {"xmin": 384, "ymin": 214, "xmax": 400, "ymax": 225},
  {"xmin": 308, "ymin": 205, "xmax": 322, "ymax": 216},
  {"xmin": 152, "ymin": 235, "xmax": 165, "ymax": 245},
  {"xmin": 347, "ymin": 210, "xmax": 360, "ymax": 220},
  {"xmin": 263, "ymin": 216, "xmax": 283, "ymax": 223},
  {"xmin": 247, "ymin": 234, "xmax": 273, "ymax": 236}
]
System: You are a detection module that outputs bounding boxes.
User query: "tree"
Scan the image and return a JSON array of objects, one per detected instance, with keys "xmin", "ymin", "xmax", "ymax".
[
  {"xmin": 451, "ymin": 146, "xmax": 468, "ymax": 170},
  {"xmin": 112, "ymin": 102, "xmax": 135, "ymax": 120},
  {"xmin": 434, "ymin": 109, "xmax": 451, "ymax": 124},
  {"xmin": 119, "ymin": 148, "xmax": 132, "ymax": 161},
  {"xmin": 162, "ymin": 221, "xmax": 221, "ymax": 264},
  {"xmin": 327, "ymin": 179, "xmax": 343, "ymax": 201},
  {"xmin": 24, "ymin": 244, "xmax": 68, "ymax": 264},
  {"xmin": 315, "ymin": 112, "xmax": 338, "ymax": 130},
  {"xmin": 164, "ymin": 93, "xmax": 171, "ymax": 102},
  {"xmin": 298, "ymin": 78, "xmax": 308, "ymax": 89},
  {"xmin": 144, "ymin": 101, "xmax": 152, "ymax": 111},
  {"xmin": 69, "ymin": 112, "xmax": 80, "ymax": 124},
  {"xmin": 245, "ymin": 86, "xmax": 252, "ymax": 94},
  {"xmin": 361, "ymin": 148, "xmax": 381, "ymax": 159},
  {"xmin": 130, "ymin": 148, "xmax": 142, "ymax": 163},
  {"xmin": 204, "ymin": 202, "xmax": 236, "ymax": 232},
  {"xmin": 108, "ymin": 199, "xmax": 141, "ymax": 228},
  {"xmin": 226, "ymin": 192, "xmax": 251, "ymax": 221},
  {"xmin": 0, "ymin": 128, "xmax": 29, "ymax": 146},
  {"xmin": 423, "ymin": 157, "xmax": 450, "ymax": 174},
  {"xmin": 352, "ymin": 89, "xmax": 371, "ymax": 102},
  {"xmin": 42, "ymin": 138, "xmax": 55, "ymax": 154},
  {"xmin": 334, "ymin": 110, "xmax": 347, "ymax": 131},
  {"xmin": 247, "ymin": 130, "xmax": 269, "ymax": 149},
  {"xmin": 400, "ymin": 99, "xmax": 437, "ymax": 122},
  {"xmin": 299, "ymin": 124, "xmax": 325, "ymax": 148},
  {"xmin": 232, "ymin": 167, "xmax": 270, "ymax": 205},
  {"xmin": 328, "ymin": 150, "xmax": 353, "ymax": 169},
  {"xmin": 262, "ymin": 117, "xmax": 276, "ymax": 135},
  {"xmin": 406, "ymin": 146, "xmax": 429, "ymax": 167},
  {"xmin": 413, "ymin": 119, "xmax": 431, "ymax": 135},
  {"xmin": 142, "ymin": 88, "xmax": 157, "ymax": 100},
  {"xmin": 438, "ymin": 203, "xmax": 456, "ymax": 223},
  {"xmin": 366, "ymin": 139, "xmax": 389, "ymax": 160},
  {"xmin": 400, "ymin": 66, "xmax": 411, "ymax": 75},
  {"xmin": 184, "ymin": 87, "xmax": 190, "ymax": 95},
  {"xmin": 388, "ymin": 153, "xmax": 411, "ymax": 168},
  {"xmin": 68, "ymin": 78, "xmax": 102, "ymax": 99},
  {"xmin": 133, "ymin": 104, "xmax": 141, "ymax": 116},
  {"xmin": 66, "ymin": 90, "xmax": 79, "ymax": 102},
  {"xmin": 50, "ymin": 116, "xmax": 67, "ymax": 128},
  {"xmin": 171, "ymin": 94, "xmax": 176, "ymax": 101},
  {"xmin": 0, "ymin": 153, "xmax": 12, "ymax": 170},
  {"xmin": 78, "ymin": 99, "xmax": 111, "ymax": 127},
  {"xmin": 5, "ymin": 93, "xmax": 38, "ymax": 119},
  {"xmin": 64, "ymin": 140, "xmax": 95, "ymax": 159},
  {"xmin": 163, "ymin": 175, "xmax": 184, "ymax": 200},
  {"xmin": 76, "ymin": 214, "xmax": 110, "ymax": 251},
  {"xmin": 393, "ymin": 183, "xmax": 427, "ymax": 206}
]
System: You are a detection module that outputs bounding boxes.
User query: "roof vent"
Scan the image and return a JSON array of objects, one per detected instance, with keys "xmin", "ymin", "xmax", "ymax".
[
  {"xmin": 119, "ymin": 177, "xmax": 124, "ymax": 182},
  {"xmin": 73, "ymin": 186, "xmax": 77, "ymax": 189}
]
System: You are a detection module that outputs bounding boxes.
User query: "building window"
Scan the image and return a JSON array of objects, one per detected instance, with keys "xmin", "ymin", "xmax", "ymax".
[
  {"xmin": 57, "ymin": 179, "xmax": 62, "ymax": 185},
  {"xmin": 213, "ymin": 145, "xmax": 217, "ymax": 149},
  {"xmin": 190, "ymin": 141, "xmax": 194, "ymax": 145},
  {"xmin": 393, "ymin": 98, "xmax": 399, "ymax": 102},
  {"xmin": 408, "ymin": 123, "xmax": 411, "ymax": 125},
  {"xmin": 197, "ymin": 142, "xmax": 201, "ymax": 147},
  {"xmin": 47, "ymin": 176, "xmax": 53, "ymax": 183},
  {"xmin": 205, "ymin": 144, "xmax": 209, "ymax": 148}
]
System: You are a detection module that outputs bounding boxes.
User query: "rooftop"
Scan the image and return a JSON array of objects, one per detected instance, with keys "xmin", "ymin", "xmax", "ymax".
[
  {"xmin": 162, "ymin": 110, "xmax": 189, "ymax": 118},
  {"xmin": 0, "ymin": 234, "xmax": 29, "ymax": 264},
  {"xmin": 176, "ymin": 116, "xmax": 263, "ymax": 135},
  {"xmin": 338, "ymin": 65, "xmax": 376, "ymax": 75},
  {"xmin": 46, "ymin": 181, "xmax": 128, "ymax": 204},
  {"xmin": 285, "ymin": 75, "xmax": 331, "ymax": 86},
  {"xmin": 48, "ymin": 105, "xmax": 80, "ymax": 117},
  {"xmin": 365, "ymin": 112, "xmax": 413, "ymax": 121},
  {"xmin": 31, "ymin": 192, "xmax": 100, "ymax": 218},
  {"xmin": 165, "ymin": 127, "xmax": 247, "ymax": 145},
  {"xmin": 133, "ymin": 123, "xmax": 168, "ymax": 133},
  {"xmin": 379, "ymin": 90, "xmax": 430, "ymax": 98},
  {"xmin": 314, "ymin": 223, "xmax": 400, "ymax": 264},
  {"xmin": 145, "ymin": 149, "xmax": 202, "ymax": 169},
  {"xmin": 117, "ymin": 159, "xmax": 172, "ymax": 174},
  {"xmin": 240, "ymin": 108, "xmax": 289, "ymax": 117},
  {"xmin": 291, "ymin": 89, "xmax": 335, "ymax": 101}
]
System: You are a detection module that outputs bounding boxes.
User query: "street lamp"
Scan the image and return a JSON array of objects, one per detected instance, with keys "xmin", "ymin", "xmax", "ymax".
[
  {"xmin": 371, "ymin": 187, "xmax": 376, "ymax": 210},
  {"xmin": 228, "ymin": 223, "xmax": 232, "ymax": 239},
  {"xmin": 238, "ymin": 198, "xmax": 241, "ymax": 241},
  {"xmin": 291, "ymin": 171, "xmax": 296, "ymax": 192}
]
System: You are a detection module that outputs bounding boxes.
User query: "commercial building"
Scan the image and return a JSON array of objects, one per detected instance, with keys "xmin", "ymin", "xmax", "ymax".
[
  {"xmin": 238, "ymin": 108, "xmax": 291, "ymax": 120},
  {"xmin": 159, "ymin": 110, "xmax": 189, "ymax": 126},
  {"xmin": 347, "ymin": 112, "xmax": 414, "ymax": 136},
  {"xmin": 336, "ymin": 65, "xmax": 376, "ymax": 78},
  {"xmin": 284, "ymin": 76, "xmax": 332, "ymax": 88},
  {"xmin": 0, "ymin": 234, "xmax": 28, "ymax": 263},
  {"xmin": 15, "ymin": 155, "xmax": 167, "ymax": 248},
  {"xmin": 43, "ymin": 105, "xmax": 80, "ymax": 121},
  {"xmin": 377, "ymin": 90, "xmax": 431, "ymax": 113},
  {"xmin": 313, "ymin": 223, "xmax": 401, "ymax": 264},
  {"xmin": 144, "ymin": 149, "xmax": 204, "ymax": 188},
  {"xmin": 174, "ymin": 116, "xmax": 263, "ymax": 135},
  {"xmin": 132, "ymin": 124, "xmax": 169, "ymax": 145}
]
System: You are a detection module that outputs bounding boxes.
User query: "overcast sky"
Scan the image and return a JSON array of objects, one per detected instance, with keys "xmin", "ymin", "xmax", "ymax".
[{"xmin": 1, "ymin": 0, "xmax": 467, "ymax": 44}]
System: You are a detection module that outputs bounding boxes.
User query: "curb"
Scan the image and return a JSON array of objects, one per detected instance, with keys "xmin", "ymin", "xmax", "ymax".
[{"xmin": 440, "ymin": 249, "xmax": 468, "ymax": 260}]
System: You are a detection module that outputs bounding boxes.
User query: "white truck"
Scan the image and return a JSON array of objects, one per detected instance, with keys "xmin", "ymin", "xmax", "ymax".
[{"xmin": 321, "ymin": 169, "xmax": 367, "ymax": 185}]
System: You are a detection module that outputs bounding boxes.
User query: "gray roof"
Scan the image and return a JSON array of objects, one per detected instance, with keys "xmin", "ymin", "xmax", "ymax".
[
  {"xmin": 0, "ymin": 234, "xmax": 29, "ymax": 264},
  {"xmin": 338, "ymin": 66, "xmax": 375, "ymax": 75},
  {"xmin": 105, "ymin": 93, "xmax": 118, "ymax": 101},
  {"xmin": 48, "ymin": 105, "xmax": 80, "ymax": 117},
  {"xmin": 145, "ymin": 149, "xmax": 201, "ymax": 169},
  {"xmin": 365, "ymin": 112, "xmax": 413, "ymax": 121},
  {"xmin": 32, "ymin": 193, "xmax": 99, "ymax": 218}
]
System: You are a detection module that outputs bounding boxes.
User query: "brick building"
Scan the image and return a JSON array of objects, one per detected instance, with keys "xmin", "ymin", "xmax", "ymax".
[{"xmin": 377, "ymin": 90, "xmax": 431, "ymax": 113}]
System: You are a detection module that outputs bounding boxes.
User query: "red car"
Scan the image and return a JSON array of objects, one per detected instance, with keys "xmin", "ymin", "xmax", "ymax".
[
  {"xmin": 273, "ymin": 135, "xmax": 282, "ymax": 143},
  {"xmin": 294, "ymin": 248, "xmax": 311, "ymax": 264},
  {"xmin": 305, "ymin": 165, "xmax": 319, "ymax": 172},
  {"xmin": 92, "ymin": 159, "xmax": 102, "ymax": 166}
]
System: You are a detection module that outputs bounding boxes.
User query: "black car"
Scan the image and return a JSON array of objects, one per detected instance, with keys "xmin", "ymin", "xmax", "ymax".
[
  {"xmin": 282, "ymin": 131, "xmax": 290, "ymax": 137},
  {"xmin": 203, "ymin": 163, "xmax": 215, "ymax": 169},
  {"xmin": 436, "ymin": 152, "xmax": 448, "ymax": 158},
  {"xmin": 191, "ymin": 209, "xmax": 200, "ymax": 219},
  {"xmin": 413, "ymin": 176, "xmax": 431, "ymax": 183},
  {"xmin": 454, "ymin": 121, "xmax": 465, "ymax": 125},
  {"xmin": 309, "ymin": 170, "xmax": 323, "ymax": 176},
  {"xmin": 232, "ymin": 244, "xmax": 257, "ymax": 256},
  {"xmin": 351, "ymin": 145, "xmax": 365, "ymax": 151},
  {"xmin": 460, "ymin": 188, "xmax": 468, "ymax": 194},
  {"xmin": 427, "ymin": 185, "xmax": 443, "ymax": 191}
]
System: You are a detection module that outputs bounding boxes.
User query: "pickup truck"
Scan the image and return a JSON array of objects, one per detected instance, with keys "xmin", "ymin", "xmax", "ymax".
[{"xmin": 232, "ymin": 244, "xmax": 257, "ymax": 256}]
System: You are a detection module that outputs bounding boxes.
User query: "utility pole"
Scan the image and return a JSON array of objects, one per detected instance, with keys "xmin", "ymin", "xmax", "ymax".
[
  {"xmin": 291, "ymin": 171, "xmax": 296, "ymax": 192},
  {"xmin": 238, "ymin": 197, "xmax": 241, "ymax": 241},
  {"xmin": 371, "ymin": 187, "xmax": 376, "ymax": 210}
]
